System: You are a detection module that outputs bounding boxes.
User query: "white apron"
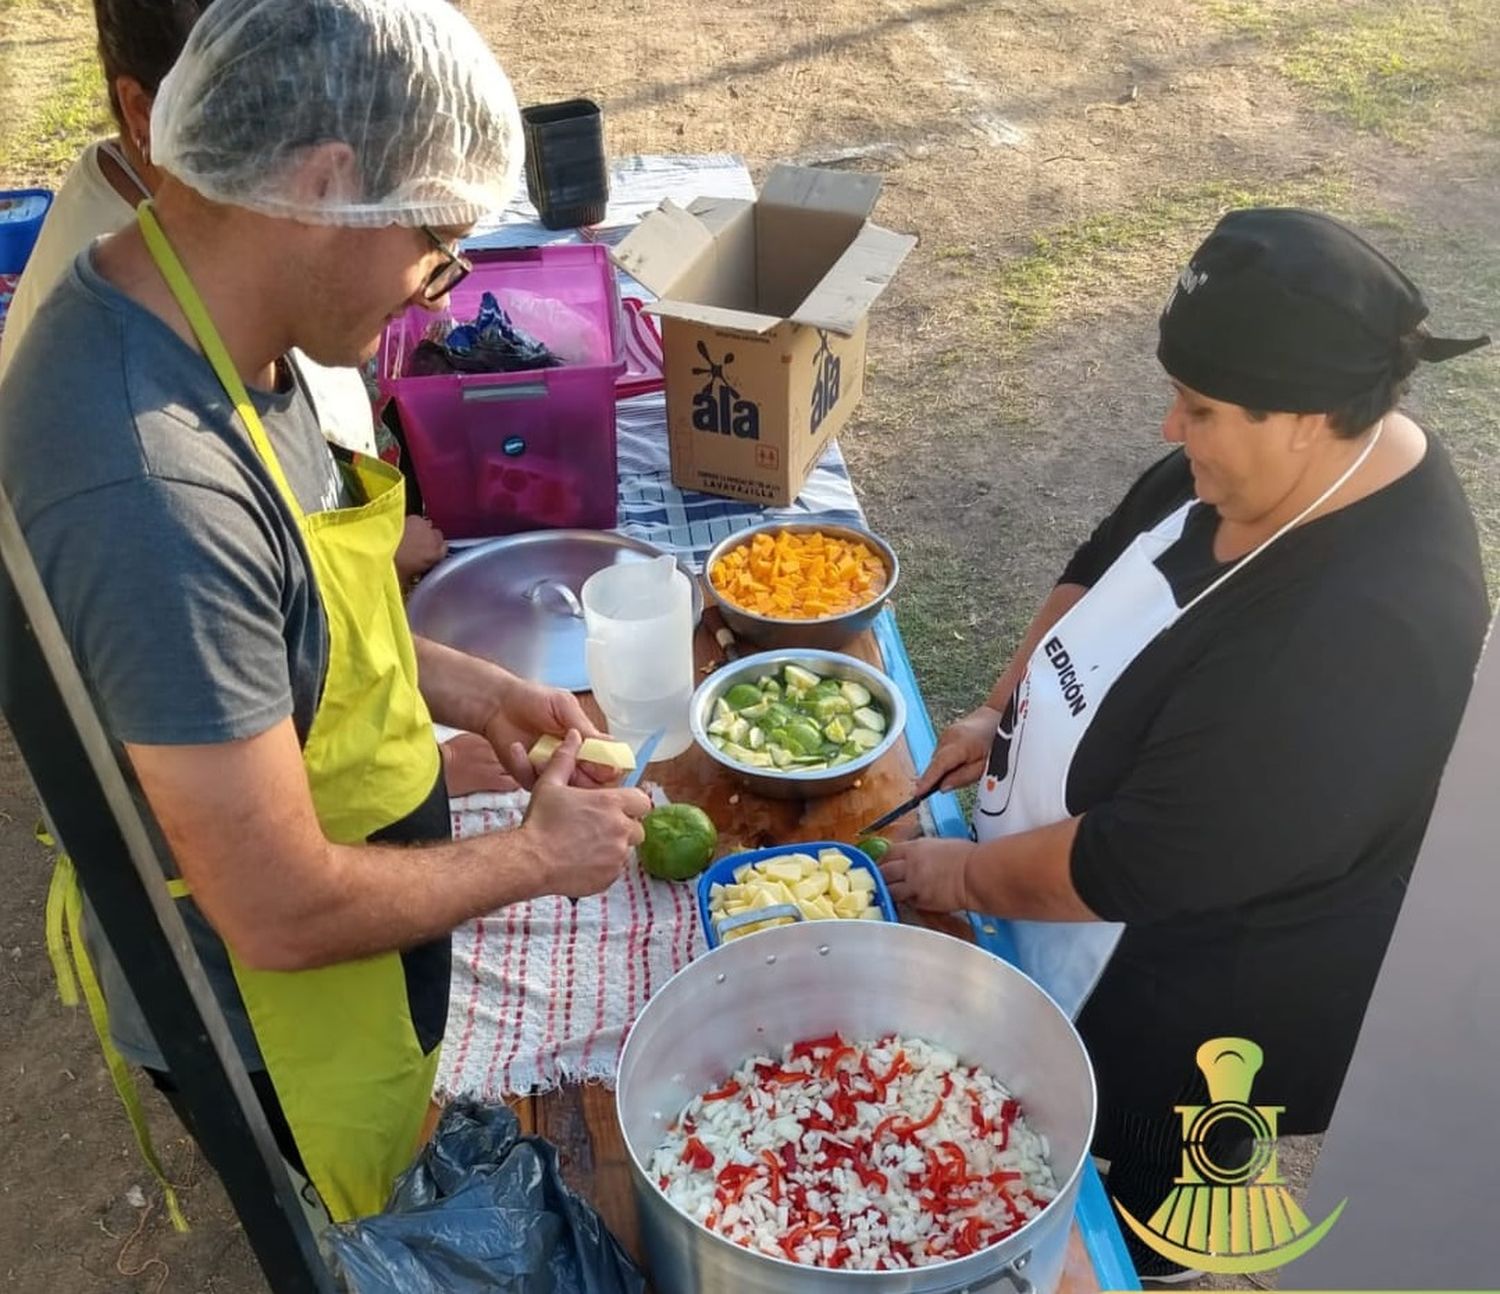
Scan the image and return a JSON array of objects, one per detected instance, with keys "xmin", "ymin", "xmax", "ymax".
[{"xmin": 976, "ymin": 428, "xmax": 1383, "ymax": 1017}]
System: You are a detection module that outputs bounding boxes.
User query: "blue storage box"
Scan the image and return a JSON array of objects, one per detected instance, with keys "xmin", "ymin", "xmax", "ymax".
[
  {"xmin": 696, "ymin": 840, "xmax": 899, "ymax": 949},
  {"xmin": 0, "ymin": 189, "xmax": 53, "ymax": 274}
]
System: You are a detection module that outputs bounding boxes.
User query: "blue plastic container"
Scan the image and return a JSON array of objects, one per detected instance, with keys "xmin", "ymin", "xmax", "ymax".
[
  {"xmin": 0, "ymin": 189, "xmax": 53, "ymax": 274},
  {"xmin": 696, "ymin": 841, "xmax": 899, "ymax": 949}
]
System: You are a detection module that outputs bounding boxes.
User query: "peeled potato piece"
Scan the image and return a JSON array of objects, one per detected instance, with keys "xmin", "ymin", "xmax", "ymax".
[{"xmin": 527, "ymin": 734, "xmax": 637, "ymax": 772}]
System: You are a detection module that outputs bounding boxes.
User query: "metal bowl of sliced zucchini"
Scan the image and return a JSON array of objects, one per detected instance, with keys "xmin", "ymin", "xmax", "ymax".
[{"xmin": 689, "ymin": 649, "xmax": 907, "ymax": 800}]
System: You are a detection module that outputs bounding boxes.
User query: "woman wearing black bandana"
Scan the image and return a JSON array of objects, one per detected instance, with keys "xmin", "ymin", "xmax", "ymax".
[{"xmin": 876, "ymin": 209, "xmax": 1490, "ymax": 1281}]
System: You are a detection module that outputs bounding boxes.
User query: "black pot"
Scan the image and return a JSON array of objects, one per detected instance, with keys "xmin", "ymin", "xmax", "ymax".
[{"xmin": 521, "ymin": 99, "xmax": 609, "ymax": 230}]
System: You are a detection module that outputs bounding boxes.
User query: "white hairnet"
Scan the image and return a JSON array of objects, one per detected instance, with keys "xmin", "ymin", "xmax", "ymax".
[{"xmin": 150, "ymin": 0, "xmax": 521, "ymax": 227}]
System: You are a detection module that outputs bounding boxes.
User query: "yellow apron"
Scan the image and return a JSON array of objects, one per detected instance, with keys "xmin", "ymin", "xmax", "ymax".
[{"xmin": 45, "ymin": 201, "xmax": 444, "ymax": 1224}]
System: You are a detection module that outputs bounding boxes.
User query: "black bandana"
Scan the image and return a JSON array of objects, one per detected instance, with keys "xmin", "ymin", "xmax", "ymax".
[{"xmin": 1157, "ymin": 208, "xmax": 1489, "ymax": 413}]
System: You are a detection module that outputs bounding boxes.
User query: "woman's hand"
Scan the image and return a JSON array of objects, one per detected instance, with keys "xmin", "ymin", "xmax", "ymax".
[
  {"xmin": 915, "ymin": 704, "xmax": 1002, "ymax": 795},
  {"xmin": 479, "ymin": 677, "xmax": 619, "ymax": 789},
  {"xmin": 439, "ymin": 732, "xmax": 519, "ymax": 796},
  {"xmin": 877, "ymin": 838, "xmax": 976, "ymax": 913}
]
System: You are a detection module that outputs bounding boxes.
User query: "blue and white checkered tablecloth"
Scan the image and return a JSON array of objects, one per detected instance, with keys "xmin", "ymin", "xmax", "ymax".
[
  {"xmin": 614, "ymin": 390, "xmax": 865, "ymax": 571},
  {"xmin": 458, "ymin": 154, "xmax": 867, "ymax": 570}
]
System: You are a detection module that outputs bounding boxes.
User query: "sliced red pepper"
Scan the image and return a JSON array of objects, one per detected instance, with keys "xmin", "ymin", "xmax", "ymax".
[
  {"xmin": 989, "ymin": 1169, "xmax": 1023, "ymax": 1187},
  {"xmin": 818, "ymin": 1139, "xmax": 858, "ymax": 1166},
  {"xmin": 941, "ymin": 1072, "xmax": 955, "ymax": 1098},
  {"xmin": 952, "ymin": 1214, "xmax": 989, "ymax": 1256},
  {"xmin": 995, "ymin": 1097, "xmax": 1021, "ymax": 1150},
  {"xmin": 681, "ymin": 1136, "xmax": 714, "ymax": 1171},
  {"xmin": 779, "ymin": 1142, "xmax": 798, "ymax": 1173},
  {"xmin": 759, "ymin": 1149, "xmax": 784, "ymax": 1203},
  {"xmin": 855, "ymin": 1162, "xmax": 889, "ymax": 1193},
  {"xmin": 939, "ymin": 1140, "xmax": 971, "ymax": 1177},
  {"xmin": 715, "ymin": 1162, "xmax": 759, "ymax": 1202},
  {"xmin": 791, "ymin": 1032, "xmax": 845, "ymax": 1060},
  {"xmin": 905, "ymin": 1092, "xmax": 945, "ymax": 1136},
  {"xmin": 970, "ymin": 1094, "xmax": 990, "ymax": 1136},
  {"xmin": 803, "ymin": 1113, "xmax": 836, "ymax": 1133},
  {"xmin": 830, "ymin": 1244, "xmax": 852, "ymax": 1268},
  {"xmin": 779, "ymin": 1223, "xmax": 812, "ymax": 1261},
  {"xmin": 828, "ymin": 1090, "xmax": 858, "ymax": 1127},
  {"xmin": 859, "ymin": 1054, "xmax": 887, "ymax": 1103},
  {"xmin": 701, "ymin": 1079, "xmax": 741, "ymax": 1101},
  {"xmin": 820, "ymin": 1044, "xmax": 856, "ymax": 1079},
  {"xmin": 763, "ymin": 1067, "xmax": 810, "ymax": 1085}
]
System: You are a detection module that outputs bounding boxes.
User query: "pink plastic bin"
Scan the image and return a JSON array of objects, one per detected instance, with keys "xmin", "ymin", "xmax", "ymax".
[{"xmin": 377, "ymin": 244, "xmax": 625, "ymax": 538}]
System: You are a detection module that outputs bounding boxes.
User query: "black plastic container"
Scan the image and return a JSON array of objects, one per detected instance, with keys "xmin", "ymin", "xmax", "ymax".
[{"xmin": 521, "ymin": 99, "xmax": 609, "ymax": 230}]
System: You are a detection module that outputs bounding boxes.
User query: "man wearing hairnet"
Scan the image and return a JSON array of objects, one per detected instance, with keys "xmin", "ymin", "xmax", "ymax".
[{"xmin": 0, "ymin": 0, "xmax": 650, "ymax": 1221}]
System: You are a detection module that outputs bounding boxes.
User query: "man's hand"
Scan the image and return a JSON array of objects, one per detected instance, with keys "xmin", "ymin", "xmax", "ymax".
[
  {"xmin": 915, "ymin": 704, "xmax": 1001, "ymax": 796},
  {"xmin": 440, "ymin": 732, "xmax": 518, "ymax": 796},
  {"xmin": 480, "ymin": 676, "xmax": 619, "ymax": 788},
  {"xmin": 878, "ymin": 837, "xmax": 976, "ymax": 913},
  {"xmin": 518, "ymin": 731, "xmax": 652, "ymax": 898},
  {"xmin": 394, "ymin": 516, "xmax": 447, "ymax": 584}
]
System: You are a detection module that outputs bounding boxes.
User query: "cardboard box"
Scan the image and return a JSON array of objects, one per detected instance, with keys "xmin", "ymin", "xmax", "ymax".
[{"xmin": 612, "ymin": 165, "xmax": 915, "ymax": 506}]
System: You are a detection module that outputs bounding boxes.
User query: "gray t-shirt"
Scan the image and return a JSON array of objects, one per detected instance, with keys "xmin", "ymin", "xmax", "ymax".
[{"xmin": 0, "ymin": 248, "xmax": 356, "ymax": 1068}]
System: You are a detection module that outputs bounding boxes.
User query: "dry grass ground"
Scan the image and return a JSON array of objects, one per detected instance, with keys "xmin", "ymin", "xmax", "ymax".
[{"xmin": 1, "ymin": 0, "xmax": 1496, "ymax": 1288}]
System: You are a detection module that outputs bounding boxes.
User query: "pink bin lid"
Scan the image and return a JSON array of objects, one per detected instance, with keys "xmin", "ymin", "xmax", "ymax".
[{"xmin": 616, "ymin": 298, "xmax": 664, "ymax": 400}]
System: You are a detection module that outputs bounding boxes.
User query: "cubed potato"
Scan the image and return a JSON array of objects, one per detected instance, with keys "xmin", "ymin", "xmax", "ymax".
[
  {"xmin": 793, "ymin": 872, "xmax": 830, "ymax": 901},
  {"xmin": 762, "ymin": 859, "xmax": 806, "ymax": 883},
  {"xmin": 836, "ymin": 891, "xmax": 873, "ymax": 917},
  {"xmin": 819, "ymin": 849, "xmax": 852, "ymax": 873}
]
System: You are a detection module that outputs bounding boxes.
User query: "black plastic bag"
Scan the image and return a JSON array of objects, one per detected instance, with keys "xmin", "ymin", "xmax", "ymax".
[
  {"xmin": 323, "ymin": 1100, "xmax": 647, "ymax": 1294},
  {"xmin": 408, "ymin": 291, "xmax": 563, "ymax": 376}
]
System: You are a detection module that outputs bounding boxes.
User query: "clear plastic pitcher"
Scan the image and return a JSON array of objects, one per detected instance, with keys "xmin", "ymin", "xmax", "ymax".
[{"xmin": 581, "ymin": 555, "xmax": 695, "ymax": 761}]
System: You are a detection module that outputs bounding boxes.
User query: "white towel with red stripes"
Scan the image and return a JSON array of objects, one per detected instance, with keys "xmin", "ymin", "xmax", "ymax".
[{"xmin": 435, "ymin": 790, "xmax": 707, "ymax": 1099}]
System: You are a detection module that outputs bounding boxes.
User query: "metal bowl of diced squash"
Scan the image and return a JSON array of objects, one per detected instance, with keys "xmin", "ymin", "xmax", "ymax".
[
  {"xmin": 689, "ymin": 649, "xmax": 907, "ymax": 800},
  {"xmin": 702, "ymin": 520, "xmax": 900, "ymax": 651}
]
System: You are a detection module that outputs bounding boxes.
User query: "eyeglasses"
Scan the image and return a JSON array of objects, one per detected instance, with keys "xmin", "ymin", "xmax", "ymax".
[{"xmin": 418, "ymin": 226, "xmax": 471, "ymax": 302}]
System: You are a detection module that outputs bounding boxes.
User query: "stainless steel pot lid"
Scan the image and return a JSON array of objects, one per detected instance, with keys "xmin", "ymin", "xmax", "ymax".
[{"xmin": 406, "ymin": 531, "xmax": 703, "ymax": 692}]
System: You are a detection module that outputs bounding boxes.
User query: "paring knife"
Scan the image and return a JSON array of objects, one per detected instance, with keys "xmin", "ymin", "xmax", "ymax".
[
  {"xmin": 569, "ymin": 728, "xmax": 665, "ymax": 906},
  {"xmin": 856, "ymin": 784, "xmax": 942, "ymax": 838},
  {"xmin": 625, "ymin": 728, "xmax": 666, "ymax": 788}
]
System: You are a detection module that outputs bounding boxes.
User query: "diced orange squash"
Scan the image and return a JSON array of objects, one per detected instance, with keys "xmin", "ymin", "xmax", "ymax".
[{"xmin": 710, "ymin": 529, "xmax": 888, "ymax": 621}]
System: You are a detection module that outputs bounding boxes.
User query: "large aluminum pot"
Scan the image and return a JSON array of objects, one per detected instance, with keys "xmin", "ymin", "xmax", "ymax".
[{"xmin": 616, "ymin": 921, "xmax": 1096, "ymax": 1294}]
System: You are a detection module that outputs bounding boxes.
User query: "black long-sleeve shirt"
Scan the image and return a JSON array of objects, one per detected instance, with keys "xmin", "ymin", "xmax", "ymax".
[{"xmin": 1051, "ymin": 438, "xmax": 1487, "ymax": 1136}]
